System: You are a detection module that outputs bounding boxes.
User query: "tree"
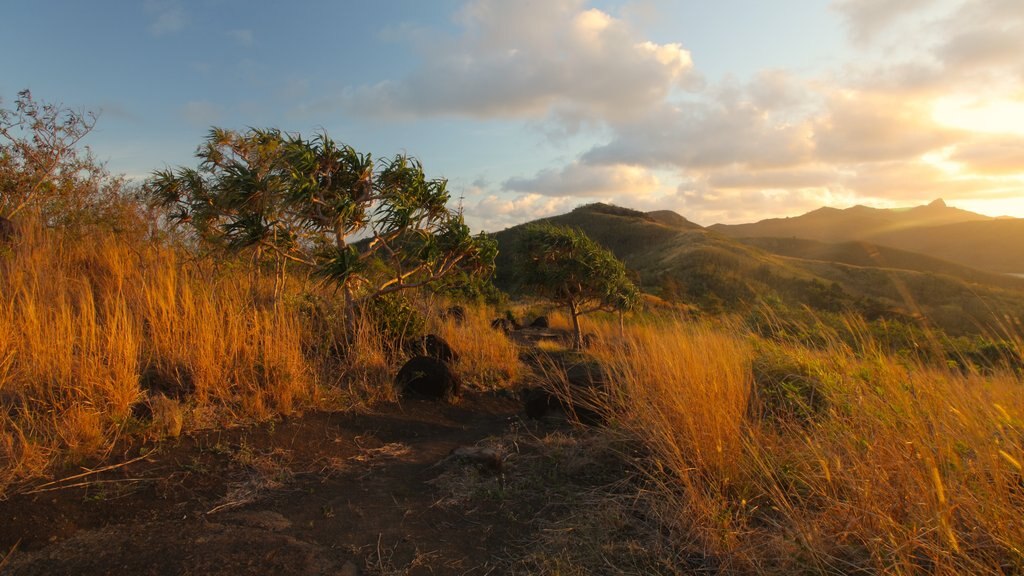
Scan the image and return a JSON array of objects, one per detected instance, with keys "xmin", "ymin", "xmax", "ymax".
[
  {"xmin": 516, "ymin": 223, "xmax": 640, "ymax": 348},
  {"xmin": 146, "ymin": 127, "xmax": 496, "ymax": 329},
  {"xmin": 0, "ymin": 89, "xmax": 135, "ymax": 230}
]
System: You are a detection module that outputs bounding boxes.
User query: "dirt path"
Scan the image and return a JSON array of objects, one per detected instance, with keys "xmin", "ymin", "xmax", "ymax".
[{"xmin": 1, "ymin": 391, "xmax": 543, "ymax": 575}]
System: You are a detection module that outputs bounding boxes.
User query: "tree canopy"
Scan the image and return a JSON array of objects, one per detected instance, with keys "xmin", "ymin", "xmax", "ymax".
[
  {"xmin": 516, "ymin": 223, "xmax": 640, "ymax": 347},
  {"xmin": 147, "ymin": 128, "xmax": 496, "ymax": 321}
]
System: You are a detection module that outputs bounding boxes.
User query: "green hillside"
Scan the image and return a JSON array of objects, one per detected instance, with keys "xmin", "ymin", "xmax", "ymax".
[{"xmin": 493, "ymin": 203, "xmax": 1024, "ymax": 336}]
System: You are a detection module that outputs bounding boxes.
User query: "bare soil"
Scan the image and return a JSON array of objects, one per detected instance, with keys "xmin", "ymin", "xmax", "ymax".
[{"xmin": 0, "ymin": 391, "xmax": 550, "ymax": 575}]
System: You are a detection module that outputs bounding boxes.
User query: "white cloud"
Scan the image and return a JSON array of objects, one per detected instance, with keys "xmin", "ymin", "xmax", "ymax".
[
  {"xmin": 350, "ymin": 0, "xmax": 1024, "ymax": 227},
  {"xmin": 340, "ymin": 0, "xmax": 696, "ymax": 122},
  {"xmin": 503, "ymin": 162, "xmax": 661, "ymax": 197},
  {"xmin": 465, "ymin": 192, "xmax": 578, "ymax": 231}
]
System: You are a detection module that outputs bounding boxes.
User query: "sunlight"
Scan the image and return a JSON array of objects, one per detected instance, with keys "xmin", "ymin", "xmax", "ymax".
[
  {"xmin": 956, "ymin": 194, "xmax": 1024, "ymax": 219},
  {"xmin": 932, "ymin": 96, "xmax": 1024, "ymax": 135}
]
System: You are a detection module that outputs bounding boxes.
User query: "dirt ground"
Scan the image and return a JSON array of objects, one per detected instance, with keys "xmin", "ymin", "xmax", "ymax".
[
  {"xmin": 1, "ymin": 390, "xmax": 554, "ymax": 575},
  {"xmin": 1, "ymin": 327, "xmax": 681, "ymax": 575}
]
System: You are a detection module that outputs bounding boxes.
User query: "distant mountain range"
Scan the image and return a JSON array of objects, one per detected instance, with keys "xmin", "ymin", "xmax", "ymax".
[
  {"xmin": 709, "ymin": 199, "xmax": 1024, "ymax": 274},
  {"xmin": 492, "ymin": 202, "xmax": 1024, "ymax": 336}
]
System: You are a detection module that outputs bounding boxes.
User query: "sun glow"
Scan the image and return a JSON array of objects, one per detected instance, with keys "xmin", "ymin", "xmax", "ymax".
[{"xmin": 933, "ymin": 96, "xmax": 1024, "ymax": 135}]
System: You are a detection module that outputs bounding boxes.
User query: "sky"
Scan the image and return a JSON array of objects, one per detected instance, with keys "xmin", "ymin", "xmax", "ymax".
[{"xmin": 3, "ymin": 0, "xmax": 1024, "ymax": 232}]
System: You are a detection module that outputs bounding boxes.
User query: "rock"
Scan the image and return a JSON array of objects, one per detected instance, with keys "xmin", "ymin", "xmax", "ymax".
[
  {"xmin": 395, "ymin": 356, "xmax": 461, "ymax": 401},
  {"xmin": 442, "ymin": 305, "xmax": 466, "ymax": 324},
  {"xmin": 523, "ymin": 387, "xmax": 559, "ymax": 420},
  {"xmin": 529, "ymin": 315, "xmax": 549, "ymax": 329},
  {"xmin": 524, "ymin": 360, "xmax": 608, "ymax": 425},
  {"xmin": 490, "ymin": 318, "xmax": 513, "ymax": 333},
  {"xmin": 447, "ymin": 446, "xmax": 505, "ymax": 475},
  {"xmin": 0, "ymin": 215, "xmax": 17, "ymax": 243},
  {"xmin": 407, "ymin": 333, "xmax": 459, "ymax": 365}
]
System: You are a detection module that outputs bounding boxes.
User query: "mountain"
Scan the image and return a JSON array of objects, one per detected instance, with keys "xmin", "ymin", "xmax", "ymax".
[
  {"xmin": 709, "ymin": 199, "xmax": 1024, "ymax": 274},
  {"xmin": 737, "ymin": 237, "xmax": 1024, "ymax": 291},
  {"xmin": 492, "ymin": 203, "xmax": 1024, "ymax": 336}
]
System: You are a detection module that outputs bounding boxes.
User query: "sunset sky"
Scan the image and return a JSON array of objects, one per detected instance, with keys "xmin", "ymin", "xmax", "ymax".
[{"xmin": 3, "ymin": 0, "xmax": 1023, "ymax": 231}]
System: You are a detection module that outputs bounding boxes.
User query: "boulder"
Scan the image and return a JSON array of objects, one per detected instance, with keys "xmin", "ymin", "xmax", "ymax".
[
  {"xmin": 407, "ymin": 333, "xmax": 459, "ymax": 365},
  {"xmin": 395, "ymin": 355, "xmax": 461, "ymax": 401},
  {"xmin": 529, "ymin": 315, "xmax": 549, "ymax": 329},
  {"xmin": 524, "ymin": 360, "xmax": 608, "ymax": 425}
]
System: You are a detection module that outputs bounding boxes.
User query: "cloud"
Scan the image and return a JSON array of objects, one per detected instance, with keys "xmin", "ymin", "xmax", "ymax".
[
  {"xmin": 227, "ymin": 29, "xmax": 255, "ymax": 47},
  {"xmin": 813, "ymin": 92, "xmax": 962, "ymax": 162},
  {"xmin": 341, "ymin": 0, "xmax": 696, "ymax": 122},
  {"xmin": 180, "ymin": 101, "xmax": 222, "ymax": 127},
  {"xmin": 503, "ymin": 162, "xmax": 661, "ymax": 197},
  {"xmin": 831, "ymin": 0, "xmax": 939, "ymax": 44},
  {"xmin": 353, "ymin": 0, "xmax": 1024, "ymax": 226},
  {"xmin": 949, "ymin": 135, "xmax": 1024, "ymax": 175},
  {"xmin": 464, "ymin": 192, "xmax": 579, "ymax": 231},
  {"xmin": 145, "ymin": 0, "xmax": 186, "ymax": 36},
  {"xmin": 582, "ymin": 85, "xmax": 816, "ymax": 170},
  {"xmin": 708, "ymin": 166, "xmax": 839, "ymax": 190}
]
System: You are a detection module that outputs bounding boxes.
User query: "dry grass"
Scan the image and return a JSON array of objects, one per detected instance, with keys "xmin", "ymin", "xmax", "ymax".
[
  {"xmin": 432, "ymin": 305, "xmax": 520, "ymax": 388},
  {"xmin": 0, "ymin": 221, "xmax": 394, "ymax": 492},
  {"xmin": 582, "ymin": 316, "xmax": 1024, "ymax": 574}
]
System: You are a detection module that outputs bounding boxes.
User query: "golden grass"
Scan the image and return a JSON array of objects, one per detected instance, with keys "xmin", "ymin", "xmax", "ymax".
[
  {"xmin": 432, "ymin": 304, "xmax": 520, "ymax": 388},
  {"xmin": 584, "ymin": 317, "xmax": 1024, "ymax": 574},
  {"xmin": 0, "ymin": 221, "xmax": 394, "ymax": 492}
]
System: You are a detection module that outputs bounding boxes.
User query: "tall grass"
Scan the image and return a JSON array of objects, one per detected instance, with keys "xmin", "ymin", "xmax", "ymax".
[
  {"xmin": 586, "ymin": 317, "xmax": 1024, "ymax": 574},
  {"xmin": 432, "ymin": 305, "xmax": 521, "ymax": 389},
  {"xmin": 0, "ymin": 222, "xmax": 390, "ymax": 492}
]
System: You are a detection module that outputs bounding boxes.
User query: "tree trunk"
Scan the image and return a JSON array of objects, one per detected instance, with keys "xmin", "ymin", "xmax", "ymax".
[
  {"xmin": 569, "ymin": 302, "xmax": 582, "ymax": 350},
  {"xmin": 343, "ymin": 284, "xmax": 357, "ymax": 342}
]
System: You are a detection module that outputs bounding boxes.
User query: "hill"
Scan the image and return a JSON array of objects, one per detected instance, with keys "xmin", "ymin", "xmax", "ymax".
[
  {"xmin": 737, "ymin": 236, "xmax": 1024, "ymax": 291},
  {"xmin": 493, "ymin": 203, "xmax": 1024, "ymax": 335},
  {"xmin": 710, "ymin": 199, "xmax": 1024, "ymax": 274}
]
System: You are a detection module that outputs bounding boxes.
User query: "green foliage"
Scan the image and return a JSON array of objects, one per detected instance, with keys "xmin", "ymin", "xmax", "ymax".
[
  {"xmin": 517, "ymin": 224, "xmax": 640, "ymax": 312},
  {"xmin": 365, "ymin": 293, "xmax": 424, "ymax": 349},
  {"xmin": 146, "ymin": 128, "xmax": 496, "ymax": 309},
  {"xmin": 752, "ymin": 343, "xmax": 833, "ymax": 425},
  {"xmin": 516, "ymin": 223, "xmax": 640, "ymax": 346}
]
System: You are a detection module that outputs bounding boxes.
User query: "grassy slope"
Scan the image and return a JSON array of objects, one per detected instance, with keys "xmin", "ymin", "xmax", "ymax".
[
  {"xmin": 492, "ymin": 203, "xmax": 1024, "ymax": 335},
  {"xmin": 710, "ymin": 200, "xmax": 1024, "ymax": 274}
]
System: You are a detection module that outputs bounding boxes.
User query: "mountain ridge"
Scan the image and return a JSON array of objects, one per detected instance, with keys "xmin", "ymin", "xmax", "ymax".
[
  {"xmin": 708, "ymin": 199, "xmax": 1022, "ymax": 273},
  {"xmin": 491, "ymin": 202, "xmax": 1024, "ymax": 336}
]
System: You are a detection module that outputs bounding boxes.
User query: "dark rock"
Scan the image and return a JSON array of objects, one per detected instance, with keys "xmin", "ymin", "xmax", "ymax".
[
  {"xmin": 529, "ymin": 315, "xmax": 549, "ymax": 329},
  {"xmin": 0, "ymin": 215, "xmax": 17, "ymax": 243},
  {"xmin": 395, "ymin": 355, "xmax": 461, "ymax": 401},
  {"xmin": 140, "ymin": 363, "xmax": 195, "ymax": 400},
  {"xmin": 407, "ymin": 333, "xmax": 459, "ymax": 365},
  {"xmin": 490, "ymin": 318, "xmax": 513, "ymax": 333},
  {"xmin": 524, "ymin": 360, "xmax": 609, "ymax": 425},
  {"xmin": 524, "ymin": 387, "xmax": 559, "ymax": 419},
  {"xmin": 442, "ymin": 305, "xmax": 466, "ymax": 324}
]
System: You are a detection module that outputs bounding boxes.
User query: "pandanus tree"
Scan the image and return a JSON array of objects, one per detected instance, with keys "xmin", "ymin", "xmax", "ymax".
[
  {"xmin": 147, "ymin": 127, "xmax": 496, "ymax": 330},
  {"xmin": 516, "ymin": 223, "xmax": 640, "ymax": 348}
]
